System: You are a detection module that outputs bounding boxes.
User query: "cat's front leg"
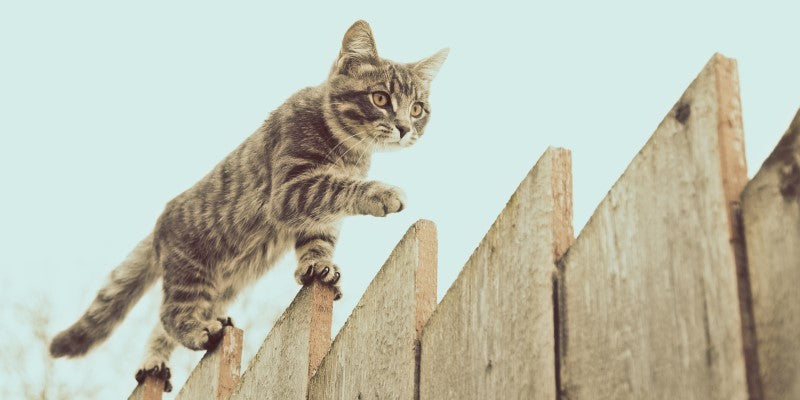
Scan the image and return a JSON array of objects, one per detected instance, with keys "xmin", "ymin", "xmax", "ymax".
[
  {"xmin": 294, "ymin": 231, "xmax": 342, "ymax": 300},
  {"xmin": 271, "ymin": 173, "xmax": 406, "ymax": 224}
]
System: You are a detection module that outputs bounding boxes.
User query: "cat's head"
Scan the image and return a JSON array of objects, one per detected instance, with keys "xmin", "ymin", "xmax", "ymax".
[{"xmin": 324, "ymin": 20, "xmax": 447, "ymax": 151}]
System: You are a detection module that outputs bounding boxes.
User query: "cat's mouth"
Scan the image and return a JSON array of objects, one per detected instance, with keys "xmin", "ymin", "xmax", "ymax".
[
  {"xmin": 371, "ymin": 124, "xmax": 413, "ymax": 148},
  {"xmin": 373, "ymin": 130, "xmax": 401, "ymax": 144}
]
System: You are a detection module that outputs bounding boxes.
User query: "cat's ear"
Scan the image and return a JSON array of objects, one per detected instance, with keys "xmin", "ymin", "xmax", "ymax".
[
  {"xmin": 412, "ymin": 48, "xmax": 449, "ymax": 82},
  {"xmin": 340, "ymin": 20, "xmax": 378, "ymax": 59},
  {"xmin": 333, "ymin": 20, "xmax": 378, "ymax": 76}
]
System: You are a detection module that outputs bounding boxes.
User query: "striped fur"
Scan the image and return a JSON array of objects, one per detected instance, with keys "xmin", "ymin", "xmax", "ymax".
[{"xmin": 49, "ymin": 20, "xmax": 446, "ymax": 389}]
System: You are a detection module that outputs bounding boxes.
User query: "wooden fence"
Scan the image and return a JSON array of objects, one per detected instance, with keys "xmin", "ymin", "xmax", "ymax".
[{"xmin": 128, "ymin": 53, "xmax": 799, "ymax": 399}]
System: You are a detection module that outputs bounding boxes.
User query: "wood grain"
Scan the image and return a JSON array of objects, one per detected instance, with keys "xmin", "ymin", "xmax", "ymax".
[
  {"xmin": 127, "ymin": 375, "xmax": 164, "ymax": 400},
  {"xmin": 419, "ymin": 147, "xmax": 573, "ymax": 399},
  {"xmin": 556, "ymin": 53, "xmax": 749, "ymax": 399},
  {"xmin": 176, "ymin": 326, "xmax": 243, "ymax": 400},
  {"xmin": 742, "ymin": 108, "xmax": 800, "ymax": 400},
  {"xmin": 230, "ymin": 282, "xmax": 334, "ymax": 400},
  {"xmin": 307, "ymin": 220, "xmax": 437, "ymax": 400}
]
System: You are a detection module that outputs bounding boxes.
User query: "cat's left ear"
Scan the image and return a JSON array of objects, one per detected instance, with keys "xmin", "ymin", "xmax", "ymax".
[
  {"xmin": 412, "ymin": 48, "xmax": 449, "ymax": 82},
  {"xmin": 333, "ymin": 20, "xmax": 379, "ymax": 76}
]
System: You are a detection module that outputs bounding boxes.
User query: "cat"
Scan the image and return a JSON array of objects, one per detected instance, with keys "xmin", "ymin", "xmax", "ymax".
[{"xmin": 48, "ymin": 20, "xmax": 447, "ymax": 392}]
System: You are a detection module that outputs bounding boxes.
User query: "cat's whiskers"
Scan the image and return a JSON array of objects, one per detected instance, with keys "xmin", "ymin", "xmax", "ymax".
[
  {"xmin": 324, "ymin": 132, "xmax": 363, "ymax": 162},
  {"xmin": 355, "ymin": 141, "xmax": 374, "ymax": 167}
]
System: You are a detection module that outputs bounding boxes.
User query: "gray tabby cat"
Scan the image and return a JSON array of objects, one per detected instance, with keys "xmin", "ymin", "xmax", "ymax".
[{"xmin": 49, "ymin": 20, "xmax": 447, "ymax": 391}]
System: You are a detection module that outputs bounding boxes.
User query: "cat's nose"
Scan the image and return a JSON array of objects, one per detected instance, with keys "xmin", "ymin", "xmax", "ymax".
[{"xmin": 395, "ymin": 123, "xmax": 410, "ymax": 138}]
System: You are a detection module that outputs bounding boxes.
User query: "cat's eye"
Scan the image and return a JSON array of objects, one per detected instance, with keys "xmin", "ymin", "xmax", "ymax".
[
  {"xmin": 372, "ymin": 92, "xmax": 389, "ymax": 107},
  {"xmin": 411, "ymin": 103, "xmax": 424, "ymax": 118}
]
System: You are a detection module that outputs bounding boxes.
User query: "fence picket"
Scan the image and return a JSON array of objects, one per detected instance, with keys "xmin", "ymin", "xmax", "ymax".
[
  {"xmin": 307, "ymin": 220, "xmax": 437, "ymax": 399},
  {"xmin": 175, "ymin": 327, "xmax": 244, "ymax": 400},
  {"xmin": 555, "ymin": 53, "xmax": 749, "ymax": 399},
  {"xmin": 230, "ymin": 281, "xmax": 334, "ymax": 399},
  {"xmin": 742, "ymin": 108, "xmax": 800, "ymax": 400},
  {"xmin": 419, "ymin": 146, "xmax": 572, "ymax": 399}
]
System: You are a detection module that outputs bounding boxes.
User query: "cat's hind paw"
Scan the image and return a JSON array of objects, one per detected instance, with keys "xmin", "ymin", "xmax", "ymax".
[
  {"xmin": 135, "ymin": 361, "xmax": 173, "ymax": 392},
  {"xmin": 217, "ymin": 316, "xmax": 234, "ymax": 328},
  {"xmin": 202, "ymin": 317, "xmax": 233, "ymax": 351}
]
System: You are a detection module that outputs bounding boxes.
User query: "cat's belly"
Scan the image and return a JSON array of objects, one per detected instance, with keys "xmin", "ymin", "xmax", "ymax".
[{"xmin": 218, "ymin": 227, "xmax": 293, "ymax": 295}]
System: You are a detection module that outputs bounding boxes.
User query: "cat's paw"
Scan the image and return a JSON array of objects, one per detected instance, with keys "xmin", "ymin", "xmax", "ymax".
[
  {"xmin": 178, "ymin": 319, "xmax": 226, "ymax": 351},
  {"xmin": 359, "ymin": 183, "xmax": 406, "ymax": 217},
  {"xmin": 135, "ymin": 361, "xmax": 173, "ymax": 392},
  {"xmin": 201, "ymin": 318, "xmax": 233, "ymax": 351},
  {"xmin": 295, "ymin": 260, "xmax": 343, "ymax": 300}
]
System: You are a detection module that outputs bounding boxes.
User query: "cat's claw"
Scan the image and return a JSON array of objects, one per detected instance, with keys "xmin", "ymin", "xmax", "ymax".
[
  {"xmin": 135, "ymin": 362, "xmax": 173, "ymax": 393},
  {"xmin": 297, "ymin": 261, "xmax": 343, "ymax": 300},
  {"xmin": 217, "ymin": 316, "xmax": 234, "ymax": 328},
  {"xmin": 300, "ymin": 266, "xmax": 315, "ymax": 285}
]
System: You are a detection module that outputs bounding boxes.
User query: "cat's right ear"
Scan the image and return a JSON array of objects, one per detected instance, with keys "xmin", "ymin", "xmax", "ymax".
[{"xmin": 332, "ymin": 20, "xmax": 379, "ymax": 76}]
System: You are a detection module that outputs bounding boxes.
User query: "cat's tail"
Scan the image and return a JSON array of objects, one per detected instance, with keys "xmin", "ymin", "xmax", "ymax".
[{"xmin": 49, "ymin": 233, "xmax": 161, "ymax": 358}]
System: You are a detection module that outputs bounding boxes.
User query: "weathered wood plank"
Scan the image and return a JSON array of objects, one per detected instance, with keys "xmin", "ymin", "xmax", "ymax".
[
  {"xmin": 230, "ymin": 281, "xmax": 334, "ymax": 400},
  {"xmin": 419, "ymin": 147, "xmax": 573, "ymax": 399},
  {"xmin": 742, "ymin": 109, "xmax": 800, "ymax": 400},
  {"xmin": 176, "ymin": 326, "xmax": 244, "ymax": 400},
  {"xmin": 307, "ymin": 220, "xmax": 437, "ymax": 400},
  {"xmin": 127, "ymin": 375, "xmax": 164, "ymax": 400},
  {"xmin": 556, "ymin": 53, "xmax": 749, "ymax": 399}
]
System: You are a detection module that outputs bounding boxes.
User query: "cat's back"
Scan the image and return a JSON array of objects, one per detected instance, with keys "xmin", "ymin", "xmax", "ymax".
[{"xmin": 153, "ymin": 85, "xmax": 331, "ymax": 248}]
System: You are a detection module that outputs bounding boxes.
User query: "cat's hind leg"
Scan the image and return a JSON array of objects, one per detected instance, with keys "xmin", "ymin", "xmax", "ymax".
[
  {"xmin": 135, "ymin": 322, "xmax": 177, "ymax": 392},
  {"xmin": 158, "ymin": 247, "xmax": 229, "ymax": 351}
]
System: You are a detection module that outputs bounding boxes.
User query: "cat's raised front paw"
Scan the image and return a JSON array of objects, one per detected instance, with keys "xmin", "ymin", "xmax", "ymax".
[{"xmin": 359, "ymin": 183, "xmax": 406, "ymax": 217}]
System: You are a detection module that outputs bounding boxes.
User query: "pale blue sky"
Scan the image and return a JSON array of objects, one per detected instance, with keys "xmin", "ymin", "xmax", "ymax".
[{"xmin": 1, "ymin": 1, "xmax": 798, "ymax": 398}]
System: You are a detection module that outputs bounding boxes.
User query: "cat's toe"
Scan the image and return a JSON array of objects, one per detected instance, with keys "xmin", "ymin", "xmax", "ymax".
[
  {"xmin": 315, "ymin": 263, "xmax": 340, "ymax": 284},
  {"xmin": 333, "ymin": 284, "xmax": 343, "ymax": 301},
  {"xmin": 361, "ymin": 184, "xmax": 406, "ymax": 217},
  {"xmin": 294, "ymin": 261, "xmax": 343, "ymax": 299},
  {"xmin": 297, "ymin": 265, "xmax": 315, "ymax": 285},
  {"xmin": 135, "ymin": 361, "xmax": 173, "ymax": 392},
  {"xmin": 295, "ymin": 261, "xmax": 340, "ymax": 286}
]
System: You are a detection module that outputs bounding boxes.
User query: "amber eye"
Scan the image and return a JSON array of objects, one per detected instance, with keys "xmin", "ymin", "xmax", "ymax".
[
  {"xmin": 411, "ymin": 103, "xmax": 424, "ymax": 118},
  {"xmin": 372, "ymin": 92, "xmax": 389, "ymax": 107}
]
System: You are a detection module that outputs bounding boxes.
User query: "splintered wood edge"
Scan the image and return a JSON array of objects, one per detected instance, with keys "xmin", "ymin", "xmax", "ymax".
[
  {"xmin": 713, "ymin": 54, "xmax": 748, "ymax": 224},
  {"xmin": 550, "ymin": 147, "xmax": 574, "ymax": 260},
  {"xmin": 413, "ymin": 219, "xmax": 437, "ymax": 400},
  {"xmin": 414, "ymin": 219, "xmax": 438, "ymax": 340},
  {"xmin": 712, "ymin": 53, "xmax": 762, "ymax": 400},
  {"xmin": 307, "ymin": 281, "xmax": 335, "ymax": 381},
  {"xmin": 548, "ymin": 147, "xmax": 574, "ymax": 400},
  {"xmin": 216, "ymin": 326, "xmax": 244, "ymax": 400}
]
